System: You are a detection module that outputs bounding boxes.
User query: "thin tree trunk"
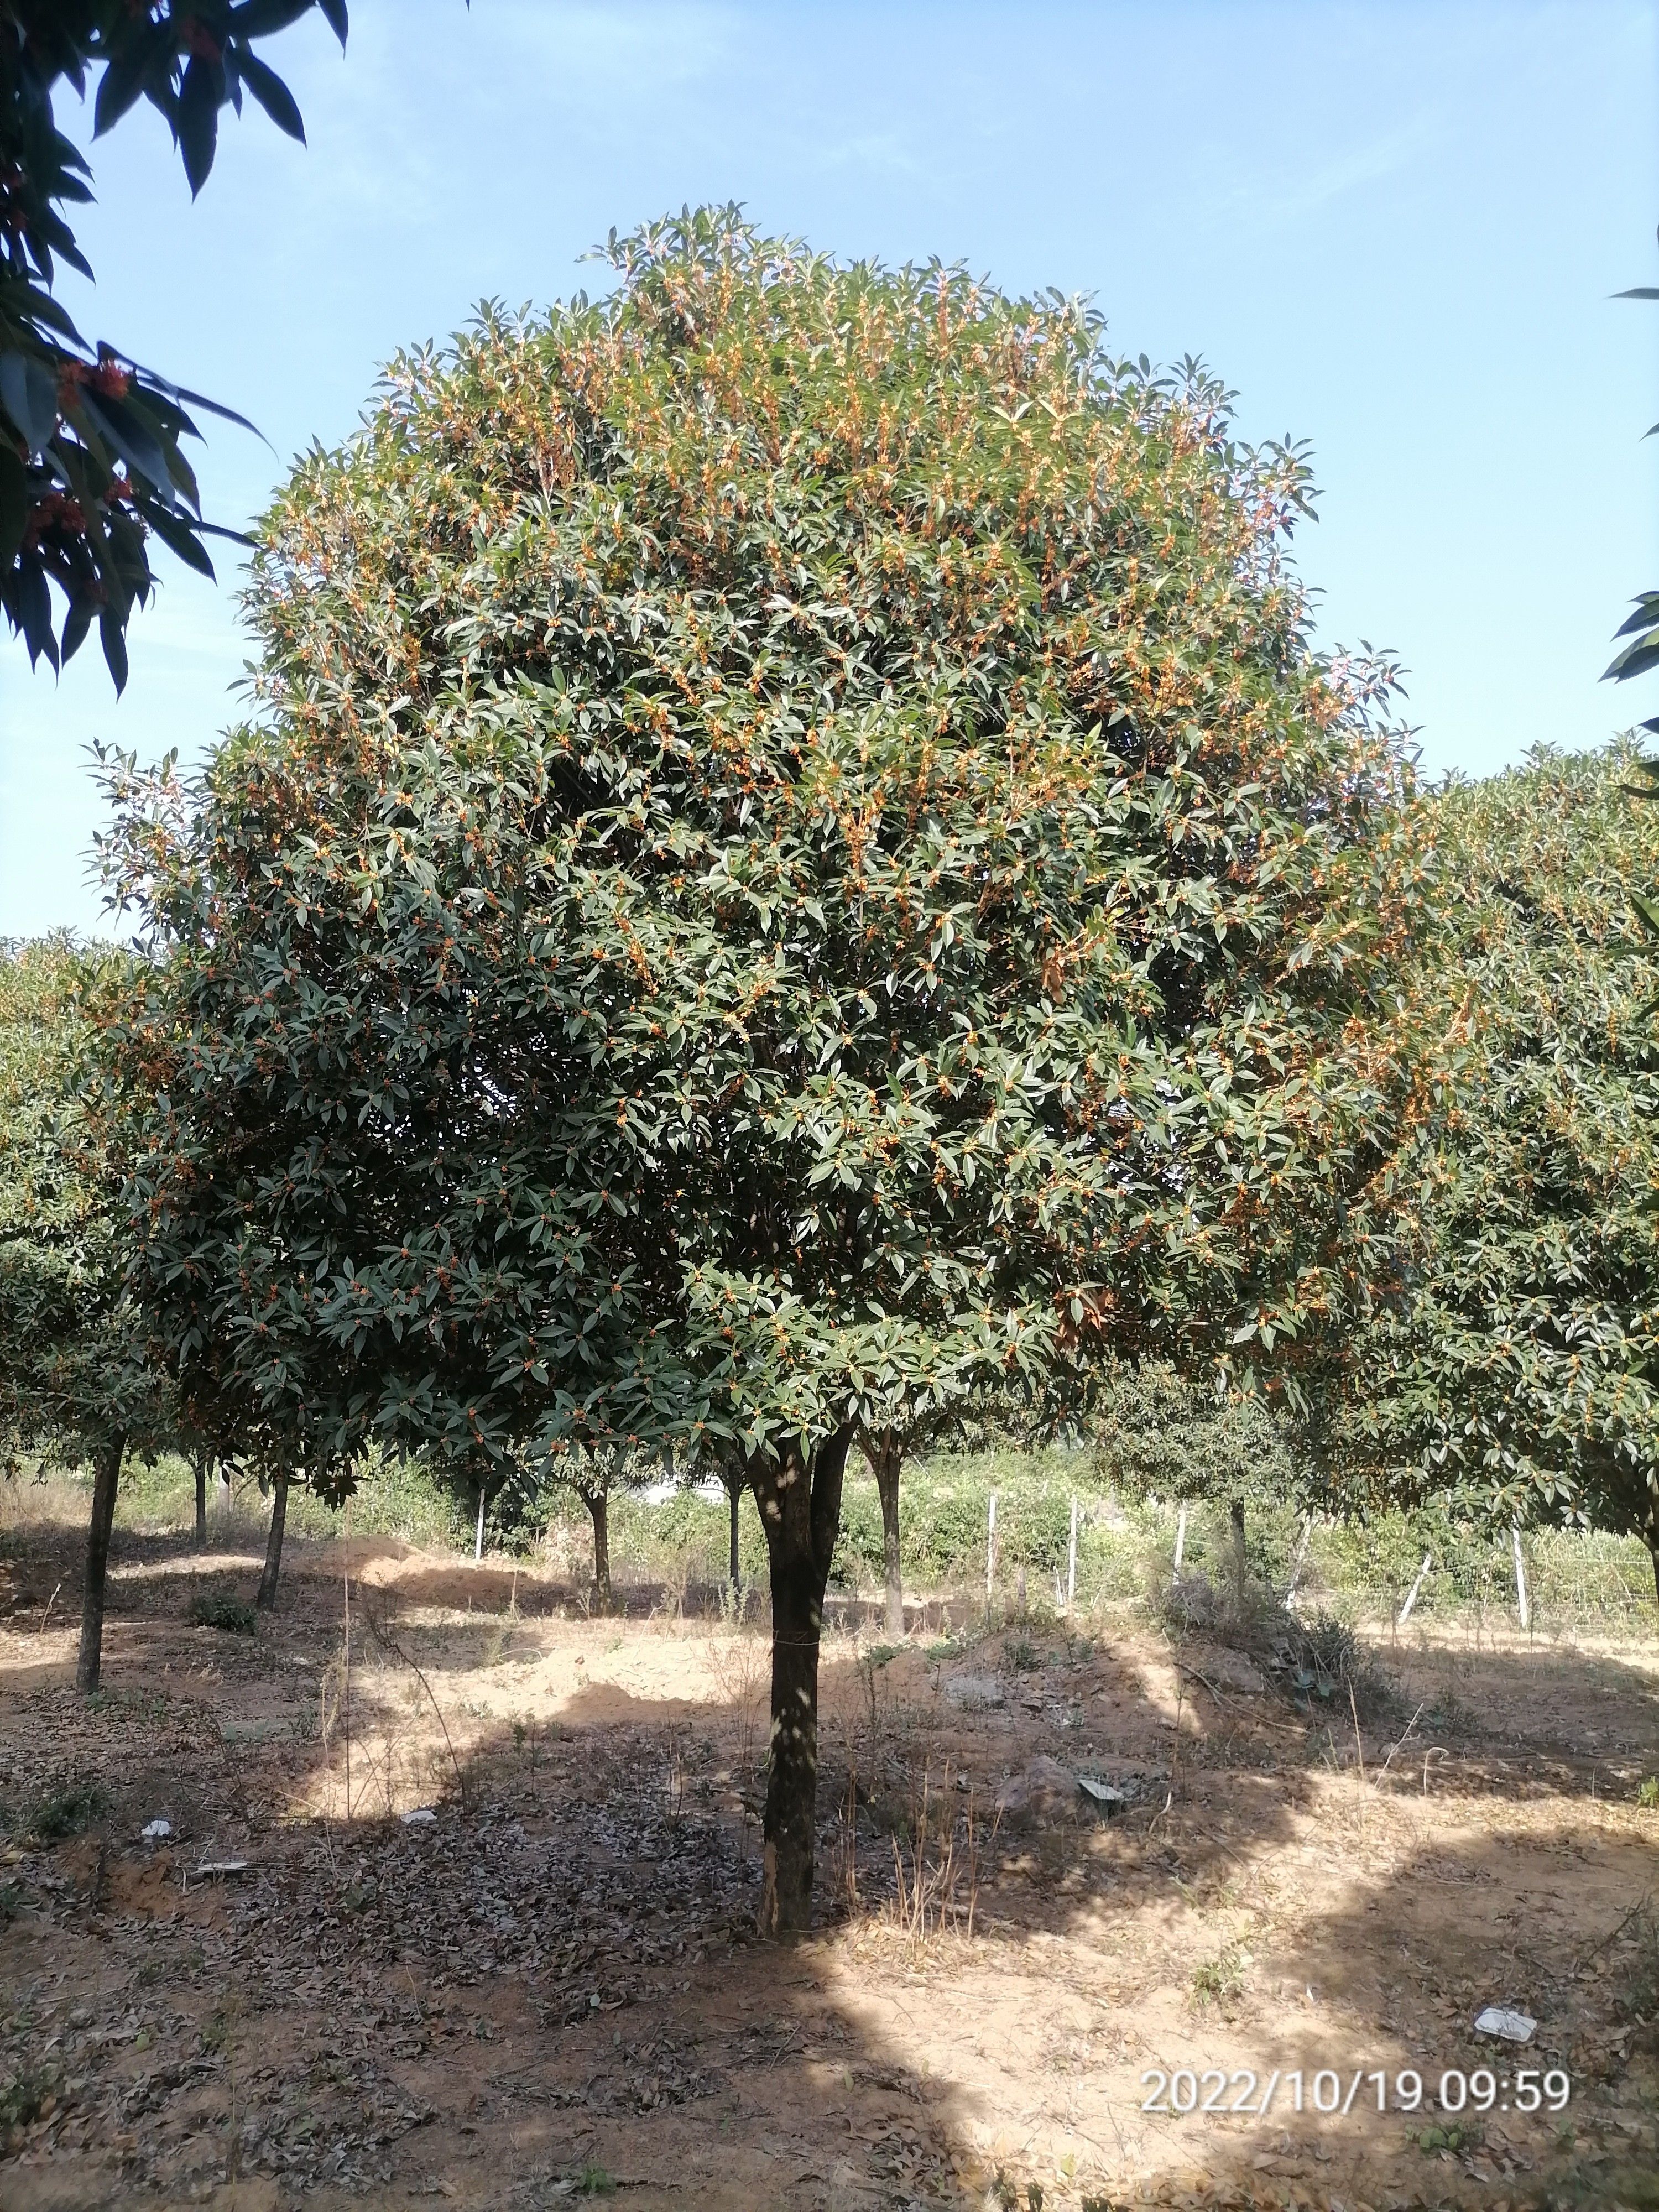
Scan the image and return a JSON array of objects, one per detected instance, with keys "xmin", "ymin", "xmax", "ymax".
[
  {"xmin": 727, "ymin": 1477, "xmax": 742, "ymax": 1591},
  {"xmin": 754, "ymin": 1426, "xmax": 854, "ymax": 1938},
  {"xmin": 583, "ymin": 1488, "xmax": 611, "ymax": 1611},
  {"xmin": 1648, "ymin": 1532, "xmax": 1659, "ymax": 1616},
  {"xmin": 869, "ymin": 1429, "xmax": 904, "ymax": 1641},
  {"xmin": 76, "ymin": 1431, "xmax": 126, "ymax": 1695},
  {"xmin": 194, "ymin": 1452, "xmax": 208, "ymax": 1550},
  {"xmin": 1230, "ymin": 1496, "xmax": 1247, "ymax": 1603},
  {"xmin": 257, "ymin": 1472, "xmax": 289, "ymax": 1609}
]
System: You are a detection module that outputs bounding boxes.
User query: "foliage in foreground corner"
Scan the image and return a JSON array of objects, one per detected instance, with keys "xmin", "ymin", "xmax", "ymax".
[{"xmin": 0, "ymin": 3, "xmax": 353, "ymax": 686}]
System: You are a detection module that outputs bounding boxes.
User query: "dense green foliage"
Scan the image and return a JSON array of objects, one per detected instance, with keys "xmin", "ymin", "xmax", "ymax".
[
  {"xmin": 0, "ymin": 937, "xmax": 162, "ymax": 1467},
  {"xmin": 103, "ymin": 209, "xmax": 1427, "ymax": 1474},
  {"xmin": 1088, "ymin": 1357, "xmax": 1296, "ymax": 1511},
  {"xmin": 1336, "ymin": 746, "xmax": 1659, "ymax": 1579},
  {"xmin": 1, "ymin": 2, "xmax": 349, "ymax": 686}
]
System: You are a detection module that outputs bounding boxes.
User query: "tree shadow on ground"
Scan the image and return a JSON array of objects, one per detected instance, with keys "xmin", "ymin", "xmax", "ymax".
[{"xmin": 4, "ymin": 1511, "xmax": 1659, "ymax": 2210}]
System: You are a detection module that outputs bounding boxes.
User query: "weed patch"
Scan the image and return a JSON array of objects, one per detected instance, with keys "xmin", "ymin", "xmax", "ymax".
[
  {"xmin": 26, "ymin": 1780, "xmax": 107, "ymax": 1843},
  {"xmin": 1190, "ymin": 1941, "xmax": 1250, "ymax": 2008},
  {"xmin": 189, "ymin": 1589, "xmax": 257, "ymax": 1635},
  {"xmin": 1, "ymin": 2063, "xmax": 61, "ymax": 2148}
]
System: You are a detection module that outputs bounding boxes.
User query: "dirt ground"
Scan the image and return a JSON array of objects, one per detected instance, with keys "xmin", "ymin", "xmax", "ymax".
[{"xmin": 3, "ymin": 1510, "xmax": 1659, "ymax": 2212}]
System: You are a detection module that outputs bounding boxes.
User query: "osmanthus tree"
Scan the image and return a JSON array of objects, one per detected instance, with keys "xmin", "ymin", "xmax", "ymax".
[
  {"xmin": 1329, "ymin": 744, "xmax": 1659, "ymax": 1601},
  {"xmin": 102, "ymin": 210, "xmax": 1431, "ymax": 1931},
  {"xmin": 0, "ymin": 936, "xmax": 170, "ymax": 1688},
  {"xmin": 1091, "ymin": 1357, "xmax": 1300, "ymax": 1598},
  {"xmin": 521, "ymin": 1441, "xmax": 651, "ymax": 1611}
]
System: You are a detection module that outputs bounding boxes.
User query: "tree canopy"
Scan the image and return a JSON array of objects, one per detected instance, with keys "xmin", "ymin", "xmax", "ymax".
[
  {"xmin": 0, "ymin": 935, "xmax": 159, "ymax": 1468},
  {"xmin": 1332, "ymin": 744, "xmax": 1659, "ymax": 1590},
  {"xmin": 1, "ymin": 1, "xmax": 350, "ymax": 687},
  {"xmin": 103, "ymin": 209, "xmax": 1429, "ymax": 1923}
]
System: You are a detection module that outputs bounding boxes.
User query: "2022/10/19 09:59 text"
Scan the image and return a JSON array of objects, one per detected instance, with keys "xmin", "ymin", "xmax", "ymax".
[{"xmin": 1139, "ymin": 2067, "xmax": 1572, "ymax": 2118}]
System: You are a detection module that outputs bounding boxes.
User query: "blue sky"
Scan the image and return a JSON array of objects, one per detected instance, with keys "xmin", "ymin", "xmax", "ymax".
[{"xmin": 2, "ymin": 0, "xmax": 1655, "ymax": 936}]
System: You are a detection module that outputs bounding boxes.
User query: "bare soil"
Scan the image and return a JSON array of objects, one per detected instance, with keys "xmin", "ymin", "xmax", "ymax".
[{"xmin": 3, "ymin": 1510, "xmax": 1659, "ymax": 2212}]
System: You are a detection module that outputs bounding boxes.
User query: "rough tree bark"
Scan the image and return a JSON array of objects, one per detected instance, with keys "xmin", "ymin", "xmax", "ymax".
[
  {"xmin": 257, "ymin": 1472, "xmax": 289, "ymax": 1608},
  {"xmin": 1230, "ymin": 1496, "xmax": 1248, "ymax": 1605},
  {"xmin": 753, "ymin": 1424, "xmax": 855, "ymax": 1938},
  {"xmin": 863, "ymin": 1425, "xmax": 905, "ymax": 1641},
  {"xmin": 193, "ymin": 1451, "xmax": 208, "ymax": 1550},
  {"xmin": 581, "ymin": 1485, "xmax": 611, "ymax": 1611},
  {"xmin": 76, "ymin": 1430, "xmax": 127, "ymax": 1694}
]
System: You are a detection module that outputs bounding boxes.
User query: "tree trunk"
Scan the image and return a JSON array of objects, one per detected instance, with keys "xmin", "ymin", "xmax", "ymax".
[
  {"xmin": 76, "ymin": 1431, "xmax": 126, "ymax": 1695},
  {"xmin": 194, "ymin": 1452, "xmax": 208, "ymax": 1550},
  {"xmin": 726, "ymin": 1477, "xmax": 742, "ymax": 1591},
  {"xmin": 868, "ymin": 1428, "xmax": 905, "ymax": 1641},
  {"xmin": 257, "ymin": 1472, "xmax": 289, "ymax": 1609},
  {"xmin": 1230, "ymin": 1496, "xmax": 1247, "ymax": 1603},
  {"xmin": 754, "ymin": 1425, "xmax": 854, "ymax": 1938},
  {"xmin": 583, "ymin": 1488, "xmax": 611, "ymax": 1611},
  {"xmin": 1648, "ymin": 1531, "xmax": 1659, "ymax": 1616}
]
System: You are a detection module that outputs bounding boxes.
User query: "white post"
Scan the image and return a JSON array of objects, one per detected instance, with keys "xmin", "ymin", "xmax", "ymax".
[
  {"xmin": 986, "ymin": 1491, "xmax": 998, "ymax": 1604},
  {"xmin": 1397, "ymin": 1552, "xmax": 1432, "ymax": 1625},
  {"xmin": 1067, "ymin": 1496, "xmax": 1079, "ymax": 1614},
  {"xmin": 1512, "ymin": 1526, "xmax": 1530, "ymax": 1632},
  {"xmin": 216, "ymin": 1467, "xmax": 232, "ymax": 1516},
  {"xmin": 474, "ymin": 1482, "xmax": 487, "ymax": 1563},
  {"xmin": 1172, "ymin": 1504, "xmax": 1187, "ymax": 1577}
]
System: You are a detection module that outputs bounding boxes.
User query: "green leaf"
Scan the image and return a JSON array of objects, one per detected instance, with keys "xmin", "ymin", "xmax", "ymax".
[
  {"xmin": 177, "ymin": 56, "xmax": 223, "ymax": 198},
  {"xmin": 99, "ymin": 608, "xmax": 129, "ymax": 696},
  {"xmin": 0, "ymin": 353, "xmax": 61, "ymax": 458},
  {"xmin": 316, "ymin": 0, "xmax": 351, "ymax": 44},
  {"xmin": 60, "ymin": 597, "xmax": 94, "ymax": 667},
  {"xmin": 93, "ymin": 40, "xmax": 156, "ymax": 139},
  {"xmin": 1605, "ymin": 634, "xmax": 1659, "ymax": 686},
  {"xmin": 237, "ymin": 52, "xmax": 306, "ymax": 143},
  {"xmin": 1613, "ymin": 593, "xmax": 1659, "ymax": 640},
  {"xmin": 124, "ymin": 362, "xmax": 263, "ymax": 440},
  {"xmin": 142, "ymin": 505, "xmax": 218, "ymax": 581},
  {"xmin": 15, "ymin": 553, "xmax": 57, "ymax": 670}
]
